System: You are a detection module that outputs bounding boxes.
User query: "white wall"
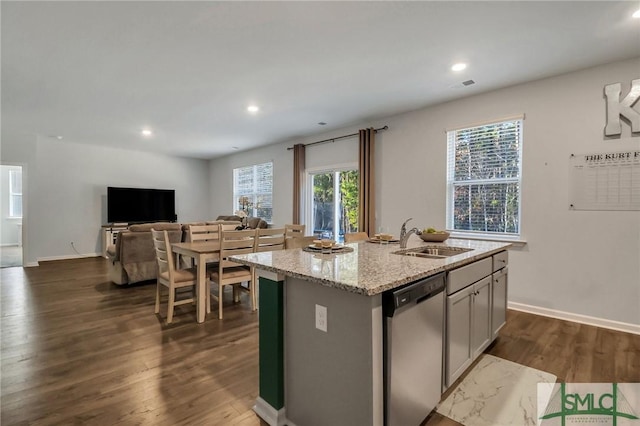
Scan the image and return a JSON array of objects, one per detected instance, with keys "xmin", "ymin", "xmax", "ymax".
[
  {"xmin": 0, "ymin": 136, "xmax": 211, "ymax": 265},
  {"xmin": 209, "ymin": 141, "xmax": 294, "ymax": 228},
  {"xmin": 375, "ymin": 58, "xmax": 640, "ymax": 326},
  {"xmin": 0, "ymin": 165, "xmax": 22, "ymax": 245},
  {"xmin": 305, "ymin": 136, "xmax": 359, "ymax": 171},
  {"xmin": 209, "ymin": 131, "xmax": 360, "ymax": 229},
  {"xmin": 210, "ymin": 57, "xmax": 640, "ymax": 326}
]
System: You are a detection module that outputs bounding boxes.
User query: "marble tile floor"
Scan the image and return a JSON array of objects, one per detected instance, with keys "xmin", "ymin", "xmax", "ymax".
[
  {"xmin": 437, "ymin": 354, "xmax": 557, "ymax": 426},
  {"xmin": 0, "ymin": 245, "xmax": 23, "ymax": 268}
]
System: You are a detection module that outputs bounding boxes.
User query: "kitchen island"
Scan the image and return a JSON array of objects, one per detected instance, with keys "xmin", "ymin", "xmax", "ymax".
[{"xmin": 231, "ymin": 237, "xmax": 511, "ymax": 426}]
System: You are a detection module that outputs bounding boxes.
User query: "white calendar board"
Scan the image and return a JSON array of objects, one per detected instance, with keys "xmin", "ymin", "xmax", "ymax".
[{"xmin": 569, "ymin": 151, "xmax": 640, "ymax": 211}]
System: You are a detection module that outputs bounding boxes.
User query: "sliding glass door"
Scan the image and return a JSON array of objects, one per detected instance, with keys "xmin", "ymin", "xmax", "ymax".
[{"xmin": 307, "ymin": 168, "xmax": 359, "ymax": 242}]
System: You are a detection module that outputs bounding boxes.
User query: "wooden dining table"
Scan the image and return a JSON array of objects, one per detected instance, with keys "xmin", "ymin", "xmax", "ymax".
[{"xmin": 171, "ymin": 241, "xmax": 220, "ymax": 323}]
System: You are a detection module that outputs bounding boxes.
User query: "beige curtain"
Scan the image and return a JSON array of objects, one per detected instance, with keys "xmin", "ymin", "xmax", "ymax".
[
  {"xmin": 358, "ymin": 128, "xmax": 375, "ymax": 235},
  {"xmin": 292, "ymin": 143, "xmax": 305, "ymax": 224}
]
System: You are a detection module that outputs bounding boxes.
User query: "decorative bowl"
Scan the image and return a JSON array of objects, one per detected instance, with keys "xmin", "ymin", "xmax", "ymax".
[{"xmin": 418, "ymin": 231, "xmax": 450, "ymax": 242}]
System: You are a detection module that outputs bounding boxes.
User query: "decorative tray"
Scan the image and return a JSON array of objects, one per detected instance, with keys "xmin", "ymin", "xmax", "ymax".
[
  {"xmin": 367, "ymin": 238, "xmax": 400, "ymax": 244},
  {"xmin": 303, "ymin": 245, "xmax": 354, "ymax": 254}
]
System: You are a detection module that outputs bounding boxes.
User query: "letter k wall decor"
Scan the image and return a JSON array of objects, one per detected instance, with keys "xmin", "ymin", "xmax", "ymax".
[{"xmin": 604, "ymin": 79, "xmax": 640, "ymax": 137}]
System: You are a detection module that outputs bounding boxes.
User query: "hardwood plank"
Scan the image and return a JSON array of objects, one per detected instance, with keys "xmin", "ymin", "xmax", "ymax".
[
  {"xmin": 1, "ymin": 258, "xmax": 264, "ymax": 426},
  {"xmin": 2, "ymin": 258, "xmax": 638, "ymax": 426}
]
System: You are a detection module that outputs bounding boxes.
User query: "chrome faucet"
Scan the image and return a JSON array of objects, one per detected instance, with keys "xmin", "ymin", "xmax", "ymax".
[{"xmin": 399, "ymin": 218, "xmax": 419, "ymax": 248}]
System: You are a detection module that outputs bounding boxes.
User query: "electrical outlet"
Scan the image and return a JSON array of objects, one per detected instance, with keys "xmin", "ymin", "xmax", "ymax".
[{"xmin": 315, "ymin": 304, "xmax": 327, "ymax": 332}]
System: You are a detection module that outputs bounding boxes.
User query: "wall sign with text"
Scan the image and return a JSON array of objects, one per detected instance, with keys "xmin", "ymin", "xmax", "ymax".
[{"xmin": 569, "ymin": 151, "xmax": 640, "ymax": 211}]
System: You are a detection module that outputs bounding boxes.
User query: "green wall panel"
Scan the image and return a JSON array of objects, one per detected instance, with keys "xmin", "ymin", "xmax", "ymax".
[{"xmin": 258, "ymin": 276, "xmax": 284, "ymax": 409}]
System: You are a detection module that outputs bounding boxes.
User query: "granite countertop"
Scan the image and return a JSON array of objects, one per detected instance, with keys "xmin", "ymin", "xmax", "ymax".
[{"xmin": 230, "ymin": 237, "xmax": 511, "ymax": 296}]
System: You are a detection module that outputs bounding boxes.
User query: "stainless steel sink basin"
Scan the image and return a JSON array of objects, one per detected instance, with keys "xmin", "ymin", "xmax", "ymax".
[{"xmin": 392, "ymin": 246, "xmax": 473, "ymax": 259}]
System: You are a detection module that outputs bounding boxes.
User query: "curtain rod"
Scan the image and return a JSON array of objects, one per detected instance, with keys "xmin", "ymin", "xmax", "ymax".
[{"xmin": 286, "ymin": 125, "xmax": 389, "ymax": 150}]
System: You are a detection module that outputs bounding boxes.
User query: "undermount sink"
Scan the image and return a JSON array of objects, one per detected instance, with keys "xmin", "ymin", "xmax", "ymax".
[{"xmin": 393, "ymin": 245, "xmax": 473, "ymax": 259}]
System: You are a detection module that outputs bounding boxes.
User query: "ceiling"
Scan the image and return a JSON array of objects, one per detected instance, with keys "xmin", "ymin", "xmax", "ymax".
[{"xmin": 2, "ymin": 1, "xmax": 639, "ymax": 160}]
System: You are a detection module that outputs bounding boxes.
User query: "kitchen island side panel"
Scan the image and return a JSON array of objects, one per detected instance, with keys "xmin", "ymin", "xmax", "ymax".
[
  {"xmin": 285, "ymin": 277, "xmax": 383, "ymax": 426},
  {"xmin": 258, "ymin": 276, "xmax": 284, "ymax": 410}
]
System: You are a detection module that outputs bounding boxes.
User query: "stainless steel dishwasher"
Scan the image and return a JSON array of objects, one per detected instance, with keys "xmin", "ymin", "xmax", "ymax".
[{"xmin": 383, "ymin": 272, "xmax": 445, "ymax": 426}]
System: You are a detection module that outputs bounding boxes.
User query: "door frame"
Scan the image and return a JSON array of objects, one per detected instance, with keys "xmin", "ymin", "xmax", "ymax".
[
  {"xmin": 0, "ymin": 162, "xmax": 27, "ymax": 267},
  {"xmin": 304, "ymin": 162, "xmax": 358, "ymax": 240}
]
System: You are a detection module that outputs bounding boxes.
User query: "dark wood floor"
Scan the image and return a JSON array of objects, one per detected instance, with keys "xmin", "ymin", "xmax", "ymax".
[{"xmin": 1, "ymin": 257, "xmax": 638, "ymax": 425}]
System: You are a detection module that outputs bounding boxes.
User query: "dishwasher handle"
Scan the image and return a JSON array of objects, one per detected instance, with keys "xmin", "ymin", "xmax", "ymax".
[{"xmin": 383, "ymin": 273, "xmax": 445, "ymax": 318}]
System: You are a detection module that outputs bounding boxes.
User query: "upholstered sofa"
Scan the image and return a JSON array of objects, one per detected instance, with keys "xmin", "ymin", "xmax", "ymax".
[
  {"xmin": 215, "ymin": 215, "xmax": 268, "ymax": 229},
  {"xmin": 106, "ymin": 222, "xmax": 183, "ymax": 285},
  {"xmin": 106, "ymin": 216, "xmax": 268, "ymax": 285}
]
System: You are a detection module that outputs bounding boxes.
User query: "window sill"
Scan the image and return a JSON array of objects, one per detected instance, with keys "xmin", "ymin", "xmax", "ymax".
[
  {"xmin": 449, "ymin": 232, "xmax": 527, "ymax": 247},
  {"xmin": 6, "ymin": 217, "xmax": 23, "ymax": 221}
]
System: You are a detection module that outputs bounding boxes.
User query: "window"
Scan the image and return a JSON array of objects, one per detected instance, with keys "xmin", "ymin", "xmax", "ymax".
[
  {"xmin": 233, "ymin": 162, "xmax": 273, "ymax": 223},
  {"xmin": 307, "ymin": 168, "xmax": 359, "ymax": 242},
  {"xmin": 446, "ymin": 117, "xmax": 523, "ymax": 236},
  {"xmin": 9, "ymin": 169, "xmax": 22, "ymax": 218}
]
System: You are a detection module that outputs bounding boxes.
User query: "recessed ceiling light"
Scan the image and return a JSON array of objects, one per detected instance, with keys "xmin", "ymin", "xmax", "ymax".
[
  {"xmin": 247, "ymin": 105, "xmax": 259, "ymax": 113},
  {"xmin": 451, "ymin": 63, "xmax": 467, "ymax": 72},
  {"xmin": 633, "ymin": 9, "xmax": 640, "ymax": 18},
  {"xmin": 318, "ymin": 122, "xmax": 327, "ymax": 126},
  {"xmin": 141, "ymin": 129, "xmax": 152, "ymax": 137}
]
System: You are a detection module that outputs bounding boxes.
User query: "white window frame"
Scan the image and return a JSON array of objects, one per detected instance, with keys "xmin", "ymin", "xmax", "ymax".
[
  {"xmin": 9, "ymin": 169, "xmax": 22, "ymax": 219},
  {"xmin": 232, "ymin": 161, "xmax": 273, "ymax": 223},
  {"xmin": 446, "ymin": 116, "xmax": 523, "ymax": 240}
]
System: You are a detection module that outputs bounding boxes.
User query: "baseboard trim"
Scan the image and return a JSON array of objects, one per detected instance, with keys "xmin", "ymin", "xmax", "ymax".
[
  {"xmin": 24, "ymin": 261, "xmax": 38, "ymax": 267},
  {"xmin": 36, "ymin": 253, "xmax": 101, "ymax": 263},
  {"xmin": 508, "ymin": 301, "xmax": 640, "ymax": 336},
  {"xmin": 253, "ymin": 397, "xmax": 288, "ymax": 426}
]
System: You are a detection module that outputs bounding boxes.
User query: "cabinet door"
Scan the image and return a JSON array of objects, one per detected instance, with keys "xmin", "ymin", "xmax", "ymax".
[
  {"xmin": 492, "ymin": 267, "xmax": 508, "ymax": 339},
  {"xmin": 446, "ymin": 286, "xmax": 473, "ymax": 388},
  {"xmin": 471, "ymin": 276, "xmax": 492, "ymax": 358}
]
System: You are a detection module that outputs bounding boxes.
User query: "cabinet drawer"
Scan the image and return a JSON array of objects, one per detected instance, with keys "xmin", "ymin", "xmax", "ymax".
[
  {"xmin": 493, "ymin": 251, "xmax": 508, "ymax": 272},
  {"xmin": 447, "ymin": 257, "xmax": 492, "ymax": 295}
]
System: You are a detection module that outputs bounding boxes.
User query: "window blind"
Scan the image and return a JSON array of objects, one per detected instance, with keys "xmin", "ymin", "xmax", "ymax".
[{"xmin": 446, "ymin": 119, "xmax": 522, "ymax": 235}]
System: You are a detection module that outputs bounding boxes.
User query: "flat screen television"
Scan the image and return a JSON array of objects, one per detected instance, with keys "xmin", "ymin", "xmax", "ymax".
[{"xmin": 107, "ymin": 186, "xmax": 176, "ymax": 224}]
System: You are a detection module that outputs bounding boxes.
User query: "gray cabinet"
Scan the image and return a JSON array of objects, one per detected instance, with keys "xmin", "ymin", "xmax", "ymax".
[
  {"xmin": 471, "ymin": 276, "xmax": 492, "ymax": 358},
  {"xmin": 491, "ymin": 252, "xmax": 508, "ymax": 339},
  {"xmin": 445, "ymin": 252, "xmax": 508, "ymax": 389},
  {"xmin": 446, "ymin": 284, "xmax": 473, "ymax": 387},
  {"xmin": 446, "ymin": 275, "xmax": 492, "ymax": 387}
]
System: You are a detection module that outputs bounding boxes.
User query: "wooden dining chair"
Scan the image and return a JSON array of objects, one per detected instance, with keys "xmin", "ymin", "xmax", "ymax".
[
  {"xmin": 220, "ymin": 222, "xmax": 242, "ymax": 232},
  {"xmin": 151, "ymin": 229, "xmax": 197, "ymax": 324},
  {"xmin": 188, "ymin": 224, "xmax": 220, "ymax": 243},
  {"xmin": 187, "ymin": 224, "xmax": 223, "ymax": 314},
  {"xmin": 254, "ymin": 228, "xmax": 286, "ymax": 253},
  {"xmin": 253, "ymin": 228, "xmax": 285, "ymax": 309},
  {"xmin": 344, "ymin": 232, "xmax": 369, "ymax": 243},
  {"xmin": 209, "ymin": 229, "xmax": 256, "ymax": 320},
  {"xmin": 285, "ymin": 235, "xmax": 316, "ymax": 249},
  {"xmin": 284, "ymin": 223, "xmax": 305, "ymax": 238}
]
